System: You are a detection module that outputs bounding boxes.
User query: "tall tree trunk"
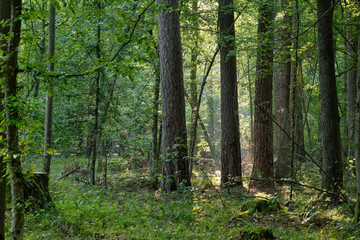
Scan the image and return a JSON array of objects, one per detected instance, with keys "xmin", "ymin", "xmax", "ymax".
[
  {"xmin": 6, "ymin": 0, "xmax": 24, "ymax": 238},
  {"xmin": 0, "ymin": 154, "xmax": 4, "ymax": 240},
  {"xmin": 189, "ymin": 0, "xmax": 199, "ymax": 161},
  {"xmin": 251, "ymin": 0, "xmax": 274, "ymax": 187},
  {"xmin": 219, "ymin": 0, "xmax": 242, "ymax": 186},
  {"xmin": 0, "ymin": 1, "xmax": 10, "ymax": 238},
  {"xmin": 150, "ymin": 62, "xmax": 161, "ymax": 182},
  {"xmin": 98, "ymin": 76, "xmax": 116, "ymax": 170},
  {"xmin": 347, "ymin": 30, "xmax": 357, "ymax": 169},
  {"xmin": 43, "ymin": 0, "xmax": 55, "ymax": 175},
  {"xmin": 354, "ymin": 32, "xmax": 360, "ymax": 223},
  {"xmin": 317, "ymin": 0, "xmax": 343, "ymax": 194},
  {"xmin": 292, "ymin": 61, "xmax": 305, "ymax": 171},
  {"xmin": 207, "ymin": 77, "xmax": 216, "ymax": 147},
  {"xmin": 157, "ymin": 0, "xmax": 190, "ymax": 191},
  {"xmin": 247, "ymin": 59, "xmax": 254, "ymax": 158},
  {"xmin": 274, "ymin": 0, "xmax": 291, "ymax": 179},
  {"xmin": 91, "ymin": 11, "xmax": 101, "ymax": 185}
]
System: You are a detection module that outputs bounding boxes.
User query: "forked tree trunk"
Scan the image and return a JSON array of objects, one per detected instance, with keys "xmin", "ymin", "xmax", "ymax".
[
  {"xmin": 219, "ymin": 0, "xmax": 242, "ymax": 186},
  {"xmin": 157, "ymin": 0, "xmax": 190, "ymax": 191}
]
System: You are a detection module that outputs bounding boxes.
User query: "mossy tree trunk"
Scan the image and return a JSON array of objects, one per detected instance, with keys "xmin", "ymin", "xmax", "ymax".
[{"xmin": 6, "ymin": 0, "xmax": 25, "ymax": 238}]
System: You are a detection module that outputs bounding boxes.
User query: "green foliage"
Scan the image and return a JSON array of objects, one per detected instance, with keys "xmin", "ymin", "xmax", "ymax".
[
  {"xmin": 240, "ymin": 198, "xmax": 281, "ymax": 214},
  {"xmin": 5, "ymin": 157, "xmax": 356, "ymax": 239}
]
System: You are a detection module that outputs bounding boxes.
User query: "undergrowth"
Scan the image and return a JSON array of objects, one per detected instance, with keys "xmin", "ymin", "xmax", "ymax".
[{"xmin": 5, "ymin": 156, "xmax": 360, "ymax": 239}]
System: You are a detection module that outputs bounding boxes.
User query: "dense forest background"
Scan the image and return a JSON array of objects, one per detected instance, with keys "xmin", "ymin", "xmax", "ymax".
[{"xmin": 1, "ymin": 0, "xmax": 360, "ymax": 239}]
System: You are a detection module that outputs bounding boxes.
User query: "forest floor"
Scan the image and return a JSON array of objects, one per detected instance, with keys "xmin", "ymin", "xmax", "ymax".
[{"xmin": 5, "ymin": 155, "xmax": 360, "ymax": 239}]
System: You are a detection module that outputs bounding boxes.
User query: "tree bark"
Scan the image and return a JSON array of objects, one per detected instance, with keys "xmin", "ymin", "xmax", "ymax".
[
  {"xmin": 251, "ymin": 0, "xmax": 274, "ymax": 187},
  {"xmin": 0, "ymin": 1, "xmax": 10, "ymax": 238},
  {"xmin": 43, "ymin": 1, "xmax": 55, "ymax": 175},
  {"xmin": 157, "ymin": 0, "xmax": 190, "ymax": 191},
  {"xmin": 91, "ymin": 15, "xmax": 101, "ymax": 185},
  {"xmin": 219, "ymin": 0, "xmax": 242, "ymax": 186},
  {"xmin": 354, "ymin": 32, "xmax": 360, "ymax": 223},
  {"xmin": 292, "ymin": 61, "xmax": 305, "ymax": 170},
  {"xmin": 189, "ymin": 0, "xmax": 199, "ymax": 162},
  {"xmin": 274, "ymin": 0, "xmax": 291, "ymax": 179},
  {"xmin": 347, "ymin": 30, "xmax": 357, "ymax": 168},
  {"xmin": 317, "ymin": 0, "xmax": 343, "ymax": 194},
  {"xmin": 6, "ymin": 0, "xmax": 24, "ymax": 239},
  {"xmin": 151, "ymin": 61, "xmax": 161, "ymax": 181}
]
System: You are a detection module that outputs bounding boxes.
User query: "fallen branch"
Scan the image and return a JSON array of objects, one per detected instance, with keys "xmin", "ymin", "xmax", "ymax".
[{"xmin": 59, "ymin": 166, "xmax": 80, "ymax": 180}]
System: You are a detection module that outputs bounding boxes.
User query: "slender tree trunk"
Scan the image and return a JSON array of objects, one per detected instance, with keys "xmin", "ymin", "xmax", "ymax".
[
  {"xmin": 274, "ymin": 0, "xmax": 291, "ymax": 179},
  {"xmin": 158, "ymin": 0, "xmax": 190, "ymax": 191},
  {"xmin": 292, "ymin": 61, "xmax": 305, "ymax": 170},
  {"xmin": 347, "ymin": 31, "xmax": 357, "ymax": 169},
  {"xmin": 43, "ymin": 1, "xmax": 55, "ymax": 175},
  {"xmin": 189, "ymin": 0, "xmax": 199, "ymax": 162},
  {"xmin": 251, "ymin": 0, "xmax": 274, "ymax": 187},
  {"xmin": 207, "ymin": 77, "xmax": 215, "ymax": 146},
  {"xmin": 185, "ymin": 92, "xmax": 218, "ymax": 162},
  {"xmin": 91, "ymin": 16, "xmax": 101, "ymax": 185},
  {"xmin": 219, "ymin": 0, "xmax": 242, "ymax": 186},
  {"xmin": 354, "ymin": 32, "xmax": 360, "ymax": 223},
  {"xmin": 0, "ymin": 153, "xmax": 4, "ymax": 240},
  {"xmin": 247, "ymin": 59, "xmax": 254, "ymax": 157},
  {"xmin": 0, "ymin": 1, "xmax": 10, "ymax": 238},
  {"xmin": 317, "ymin": 0, "xmax": 343, "ymax": 194},
  {"xmin": 151, "ymin": 63, "xmax": 161, "ymax": 181},
  {"xmin": 6, "ymin": 1, "xmax": 24, "ymax": 238}
]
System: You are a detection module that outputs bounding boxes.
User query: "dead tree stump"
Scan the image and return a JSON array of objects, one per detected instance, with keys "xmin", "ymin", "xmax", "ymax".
[{"xmin": 24, "ymin": 172, "xmax": 51, "ymax": 209}]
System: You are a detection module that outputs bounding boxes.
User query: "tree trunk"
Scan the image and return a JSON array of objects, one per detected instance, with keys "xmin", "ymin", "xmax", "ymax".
[
  {"xmin": 207, "ymin": 77, "xmax": 216, "ymax": 147},
  {"xmin": 247, "ymin": 59, "xmax": 254, "ymax": 158},
  {"xmin": 43, "ymin": 1, "xmax": 55, "ymax": 175},
  {"xmin": 354, "ymin": 32, "xmax": 360, "ymax": 223},
  {"xmin": 292, "ymin": 61, "xmax": 305, "ymax": 171},
  {"xmin": 0, "ymin": 0, "xmax": 10, "ymax": 238},
  {"xmin": 0, "ymin": 155, "xmax": 4, "ymax": 240},
  {"xmin": 6, "ymin": 0, "xmax": 25, "ymax": 238},
  {"xmin": 251, "ymin": 0, "xmax": 274, "ymax": 187},
  {"xmin": 151, "ymin": 61, "xmax": 161, "ymax": 182},
  {"xmin": 347, "ymin": 31, "xmax": 357, "ymax": 169},
  {"xmin": 157, "ymin": 0, "xmax": 190, "ymax": 191},
  {"xmin": 274, "ymin": 0, "xmax": 291, "ymax": 179},
  {"xmin": 91, "ymin": 19, "xmax": 101, "ymax": 185},
  {"xmin": 317, "ymin": 0, "xmax": 343, "ymax": 194},
  {"xmin": 189, "ymin": 0, "xmax": 199, "ymax": 161},
  {"xmin": 219, "ymin": 0, "xmax": 242, "ymax": 186}
]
